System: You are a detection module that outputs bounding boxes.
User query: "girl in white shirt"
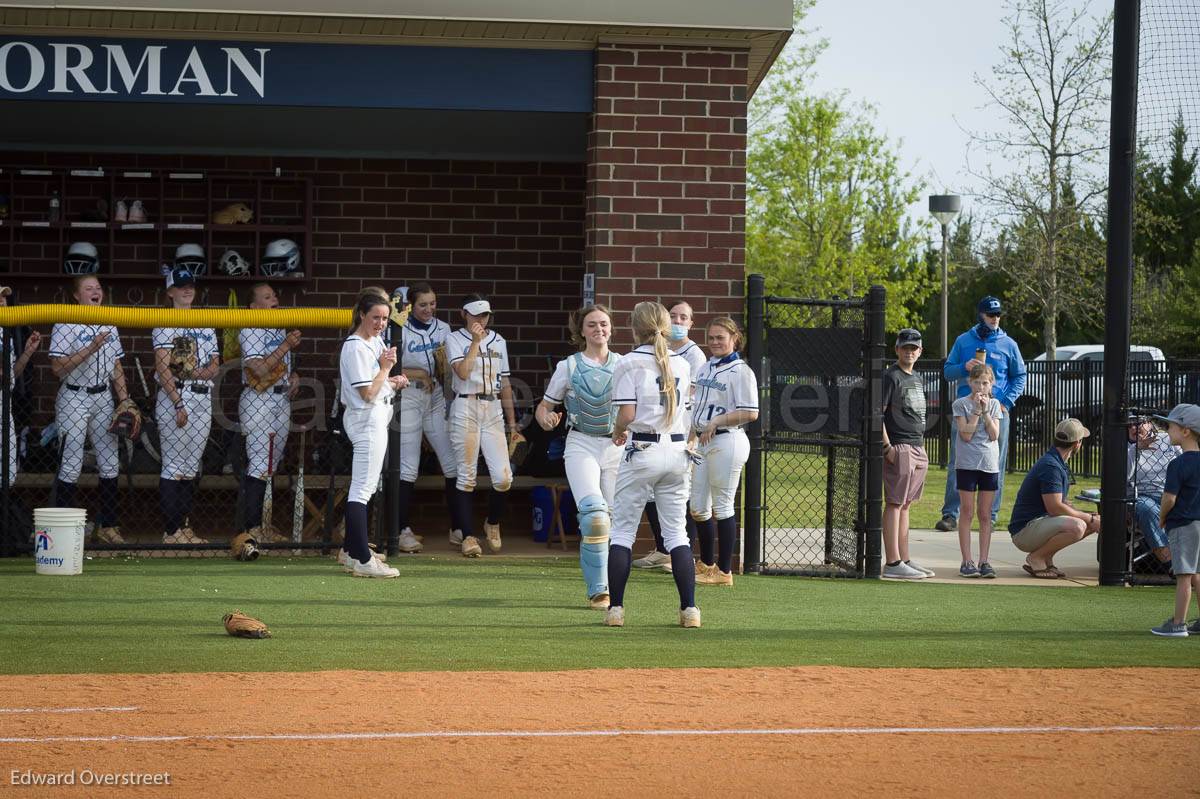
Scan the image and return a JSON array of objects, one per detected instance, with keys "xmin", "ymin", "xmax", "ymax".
[{"xmin": 337, "ymin": 289, "xmax": 408, "ymax": 578}]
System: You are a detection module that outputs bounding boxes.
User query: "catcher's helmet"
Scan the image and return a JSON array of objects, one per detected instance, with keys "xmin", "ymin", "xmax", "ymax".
[
  {"xmin": 261, "ymin": 238, "xmax": 300, "ymax": 277},
  {"xmin": 175, "ymin": 242, "xmax": 207, "ymax": 275},
  {"xmin": 64, "ymin": 241, "xmax": 100, "ymax": 275},
  {"xmin": 219, "ymin": 249, "xmax": 251, "ymax": 277}
]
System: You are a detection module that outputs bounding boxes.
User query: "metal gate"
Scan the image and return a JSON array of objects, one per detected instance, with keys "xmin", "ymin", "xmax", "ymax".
[{"xmin": 743, "ymin": 275, "xmax": 885, "ymax": 577}]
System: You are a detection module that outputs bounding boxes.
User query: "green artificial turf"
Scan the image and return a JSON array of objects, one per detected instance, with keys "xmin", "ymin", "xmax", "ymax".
[{"xmin": 0, "ymin": 556, "xmax": 1193, "ymax": 675}]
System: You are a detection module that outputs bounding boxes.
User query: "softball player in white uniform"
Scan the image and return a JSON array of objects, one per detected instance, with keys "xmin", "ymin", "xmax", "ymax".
[
  {"xmin": 153, "ymin": 266, "xmax": 219, "ymax": 545},
  {"xmin": 238, "ymin": 282, "xmax": 301, "ymax": 542},
  {"xmin": 606, "ymin": 301, "xmax": 701, "ymax": 629},
  {"xmin": 447, "ymin": 295, "xmax": 518, "ymax": 558},
  {"xmin": 0, "ymin": 286, "xmax": 41, "ymax": 486},
  {"xmin": 337, "ymin": 289, "xmax": 407, "ymax": 578},
  {"xmin": 690, "ymin": 317, "xmax": 760, "ymax": 585},
  {"xmin": 535, "ymin": 305, "xmax": 622, "ymax": 609},
  {"xmin": 49, "ymin": 274, "xmax": 132, "ymax": 544},
  {"xmin": 391, "ymin": 283, "xmax": 457, "ymax": 553},
  {"xmin": 633, "ymin": 299, "xmax": 706, "ymax": 569}
]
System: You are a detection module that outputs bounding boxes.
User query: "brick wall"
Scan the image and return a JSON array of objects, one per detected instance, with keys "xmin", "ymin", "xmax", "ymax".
[{"xmin": 586, "ymin": 44, "xmax": 748, "ymax": 344}]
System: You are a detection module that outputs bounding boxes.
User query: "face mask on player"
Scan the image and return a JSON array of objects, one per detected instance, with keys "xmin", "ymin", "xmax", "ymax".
[{"xmin": 669, "ymin": 324, "xmax": 688, "ymax": 342}]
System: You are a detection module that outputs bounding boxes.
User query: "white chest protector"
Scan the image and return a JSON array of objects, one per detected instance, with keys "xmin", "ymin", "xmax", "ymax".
[{"xmin": 565, "ymin": 352, "xmax": 617, "ymax": 436}]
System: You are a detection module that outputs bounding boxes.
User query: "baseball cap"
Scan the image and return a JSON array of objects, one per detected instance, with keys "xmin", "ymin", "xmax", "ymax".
[
  {"xmin": 977, "ymin": 296, "xmax": 1003, "ymax": 315},
  {"xmin": 895, "ymin": 328, "xmax": 923, "ymax": 348},
  {"xmin": 463, "ymin": 299, "xmax": 491, "ymax": 316},
  {"xmin": 1153, "ymin": 403, "xmax": 1200, "ymax": 436},
  {"xmin": 0, "ymin": 286, "xmax": 11, "ymax": 298},
  {"xmin": 1054, "ymin": 418, "xmax": 1091, "ymax": 445},
  {"xmin": 165, "ymin": 264, "xmax": 197, "ymax": 289}
]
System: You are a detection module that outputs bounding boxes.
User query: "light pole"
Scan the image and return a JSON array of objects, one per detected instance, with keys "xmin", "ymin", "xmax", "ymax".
[{"xmin": 928, "ymin": 194, "xmax": 961, "ymax": 358}]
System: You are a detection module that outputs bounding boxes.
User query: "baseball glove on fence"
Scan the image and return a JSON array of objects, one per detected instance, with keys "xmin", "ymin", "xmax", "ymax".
[
  {"xmin": 230, "ymin": 532, "xmax": 260, "ymax": 562},
  {"xmin": 432, "ymin": 343, "xmax": 448, "ymax": 385},
  {"xmin": 169, "ymin": 336, "xmax": 198, "ymax": 380},
  {"xmin": 223, "ymin": 610, "xmax": 270, "ymax": 639},
  {"xmin": 508, "ymin": 431, "xmax": 529, "ymax": 468},
  {"xmin": 244, "ymin": 360, "xmax": 287, "ymax": 392},
  {"xmin": 109, "ymin": 398, "xmax": 143, "ymax": 440}
]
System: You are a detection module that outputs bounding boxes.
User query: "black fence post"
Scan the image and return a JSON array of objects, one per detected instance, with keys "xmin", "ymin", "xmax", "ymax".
[
  {"xmin": 863, "ymin": 285, "xmax": 886, "ymax": 578},
  {"xmin": 1100, "ymin": 0, "xmax": 1140, "ymax": 587},
  {"xmin": 744, "ymin": 273, "xmax": 765, "ymax": 574}
]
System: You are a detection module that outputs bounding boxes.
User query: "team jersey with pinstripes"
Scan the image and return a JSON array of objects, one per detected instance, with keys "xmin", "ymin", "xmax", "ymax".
[
  {"xmin": 239, "ymin": 328, "xmax": 292, "ymax": 389},
  {"xmin": 49, "ymin": 323, "xmax": 123, "ymax": 386},
  {"xmin": 673, "ymin": 340, "xmax": 707, "ymax": 383},
  {"xmin": 691, "ymin": 352, "xmax": 759, "ymax": 431},
  {"xmin": 446, "ymin": 328, "xmax": 509, "ymax": 396},
  {"xmin": 394, "ymin": 317, "xmax": 451, "ymax": 374}
]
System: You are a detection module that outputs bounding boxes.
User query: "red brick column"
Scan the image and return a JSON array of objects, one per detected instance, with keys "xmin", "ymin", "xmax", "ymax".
[{"xmin": 586, "ymin": 43, "xmax": 747, "ymax": 343}]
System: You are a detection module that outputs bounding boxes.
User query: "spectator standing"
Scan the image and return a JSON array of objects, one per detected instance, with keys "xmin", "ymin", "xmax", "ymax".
[
  {"xmin": 952, "ymin": 364, "xmax": 1003, "ymax": 578},
  {"xmin": 936, "ymin": 296, "xmax": 1026, "ymax": 532},
  {"xmin": 1149, "ymin": 404, "xmax": 1200, "ymax": 638}
]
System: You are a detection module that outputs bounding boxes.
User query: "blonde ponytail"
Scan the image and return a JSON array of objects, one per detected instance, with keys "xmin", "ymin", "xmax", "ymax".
[{"xmin": 631, "ymin": 301, "xmax": 676, "ymax": 423}]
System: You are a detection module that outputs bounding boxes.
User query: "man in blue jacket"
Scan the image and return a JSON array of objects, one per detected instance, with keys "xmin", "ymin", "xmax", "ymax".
[{"xmin": 936, "ymin": 295, "xmax": 1027, "ymax": 531}]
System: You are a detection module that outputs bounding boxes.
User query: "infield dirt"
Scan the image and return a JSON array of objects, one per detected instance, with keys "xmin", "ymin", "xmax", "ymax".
[{"xmin": 1, "ymin": 667, "xmax": 1196, "ymax": 797}]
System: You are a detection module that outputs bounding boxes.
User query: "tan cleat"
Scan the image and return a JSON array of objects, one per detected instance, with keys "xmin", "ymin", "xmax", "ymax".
[
  {"xmin": 94, "ymin": 526, "xmax": 126, "ymax": 545},
  {"xmin": 461, "ymin": 535, "xmax": 482, "ymax": 558},
  {"xmin": 589, "ymin": 592, "xmax": 611, "ymax": 610},
  {"xmin": 603, "ymin": 606, "xmax": 625, "ymax": 627},
  {"xmin": 484, "ymin": 522, "xmax": 502, "ymax": 552},
  {"xmin": 163, "ymin": 527, "xmax": 208, "ymax": 545},
  {"xmin": 679, "ymin": 606, "xmax": 702, "ymax": 628},
  {"xmin": 696, "ymin": 562, "xmax": 732, "ymax": 586}
]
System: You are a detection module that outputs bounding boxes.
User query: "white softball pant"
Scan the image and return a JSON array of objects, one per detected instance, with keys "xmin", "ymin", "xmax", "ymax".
[
  {"xmin": 611, "ymin": 441, "xmax": 690, "ymax": 550},
  {"xmin": 564, "ymin": 430, "xmax": 621, "ymax": 506},
  {"xmin": 397, "ymin": 384, "xmax": 455, "ymax": 481},
  {"xmin": 239, "ymin": 388, "xmax": 290, "ymax": 479},
  {"xmin": 450, "ymin": 395, "xmax": 511, "ymax": 492},
  {"xmin": 155, "ymin": 387, "xmax": 212, "ymax": 480},
  {"xmin": 690, "ymin": 429, "xmax": 750, "ymax": 521},
  {"xmin": 55, "ymin": 386, "xmax": 118, "ymax": 482},
  {"xmin": 345, "ymin": 402, "xmax": 392, "ymax": 505}
]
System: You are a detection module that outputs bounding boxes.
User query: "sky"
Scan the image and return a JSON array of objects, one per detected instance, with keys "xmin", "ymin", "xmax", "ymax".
[{"xmin": 794, "ymin": 0, "xmax": 1117, "ymax": 230}]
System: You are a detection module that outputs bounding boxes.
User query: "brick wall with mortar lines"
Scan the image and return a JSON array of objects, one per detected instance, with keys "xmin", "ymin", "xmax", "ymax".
[{"xmin": 586, "ymin": 44, "xmax": 748, "ymax": 344}]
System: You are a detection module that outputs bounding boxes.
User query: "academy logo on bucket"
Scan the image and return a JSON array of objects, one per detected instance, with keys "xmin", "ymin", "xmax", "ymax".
[{"xmin": 34, "ymin": 530, "xmax": 64, "ymax": 568}]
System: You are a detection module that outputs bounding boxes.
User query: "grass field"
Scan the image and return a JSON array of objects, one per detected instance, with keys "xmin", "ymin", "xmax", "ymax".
[{"xmin": 0, "ymin": 555, "xmax": 1191, "ymax": 675}]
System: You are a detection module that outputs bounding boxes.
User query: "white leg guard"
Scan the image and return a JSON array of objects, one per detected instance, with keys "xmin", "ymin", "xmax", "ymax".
[{"xmin": 577, "ymin": 494, "xmax": 610, "ymax": 598}]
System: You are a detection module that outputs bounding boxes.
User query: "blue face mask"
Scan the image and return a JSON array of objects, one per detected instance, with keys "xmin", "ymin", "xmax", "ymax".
[{"xmin": 669, "ymin": 324, "xmax": 688, "ymax": 341}]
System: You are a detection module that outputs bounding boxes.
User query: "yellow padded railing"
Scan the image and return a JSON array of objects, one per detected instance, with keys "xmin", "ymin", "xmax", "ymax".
[{"xmin": 0, "ymin": 305, "xmax": 353, "ymax": 329}]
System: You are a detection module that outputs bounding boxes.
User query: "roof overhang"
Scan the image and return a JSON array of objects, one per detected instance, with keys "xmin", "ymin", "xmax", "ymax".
[{"xmin": 0, "ymin": 1, "xmax": 793, "ymax": 94}]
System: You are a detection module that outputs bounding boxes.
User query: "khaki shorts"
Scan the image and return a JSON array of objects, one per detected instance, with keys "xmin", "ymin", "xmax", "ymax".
[
  {"xmin": 884, "ymin": 444, "xmax": 928, "ymax": 506},
  {"xmin": 1011, "ymin": 515, "xmax": 1080, "ymax": 553}
]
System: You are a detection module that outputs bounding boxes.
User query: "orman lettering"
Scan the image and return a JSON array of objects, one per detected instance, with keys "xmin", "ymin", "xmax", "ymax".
[{"xmin": 0, "ymin": 40, "xmax": 268, "ymax": 98}]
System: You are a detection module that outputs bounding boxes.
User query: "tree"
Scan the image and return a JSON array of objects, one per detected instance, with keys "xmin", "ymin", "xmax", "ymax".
[
  {"xmin": 748, "ymin": 91, "xmax": 929, "ymax": 331},
  {"xmin": 966, "ymin": 0, "xmax": 1112, "ymax": 360},
  {"xmin": 1136, "ymin": 111, "xmax": 1200, "ymax": 275}
]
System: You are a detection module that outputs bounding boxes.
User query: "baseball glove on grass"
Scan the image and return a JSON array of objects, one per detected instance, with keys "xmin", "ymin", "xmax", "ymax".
[
  {"xmin": 244, "ymin": 360, "xmax": 287, "ymax": 392},
  {"xmin": 109, "ymin": 398, "xmax": 143, "ymax": 440},
  {"xmin": 223, "ymin": 610, "xmax": 270, "ymax": 639},
  {"xmin": 230, "ymin": 532, "xmax": 260, "ymax": 561},
  {"xmin": 169, "ymin": 336, "xmax": 198, "ymax": 380}
]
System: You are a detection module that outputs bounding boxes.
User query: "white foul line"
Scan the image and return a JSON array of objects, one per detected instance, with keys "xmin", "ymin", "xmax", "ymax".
[
  {"xmin": 0, "ymin": 723, "xmax": 1197, "ymax": 744},
  {"xmin": 0, "ymin": 706, "xmax": 138, "ymax": 715}
]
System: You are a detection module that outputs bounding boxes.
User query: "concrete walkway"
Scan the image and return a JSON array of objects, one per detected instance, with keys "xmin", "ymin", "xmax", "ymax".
[{"xmin": 907, "ymin": 528, "xmax": 1099, "ymax": 586}]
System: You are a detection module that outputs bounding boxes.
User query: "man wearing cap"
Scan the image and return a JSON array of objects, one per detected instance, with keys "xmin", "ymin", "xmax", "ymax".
[
  {"xmin": 1127, "ymin": 419, "xmax": 1181, "ymax": 564},
  {"xmin": 1007, "ymin": 418, "xmax": 1100, "ymax": 578},
  {"xmin": 936, "ymin": 295, "xmax": 1027, "ymax": 532},
  {"xmin": 880, "ymin": 329, "xmax": 935, "ymax": 579}
]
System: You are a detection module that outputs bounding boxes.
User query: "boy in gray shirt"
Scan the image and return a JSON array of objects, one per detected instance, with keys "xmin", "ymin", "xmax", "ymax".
[{"xmin": 952, "ymin": 364, "xmax": 1003, "ymax": 577}]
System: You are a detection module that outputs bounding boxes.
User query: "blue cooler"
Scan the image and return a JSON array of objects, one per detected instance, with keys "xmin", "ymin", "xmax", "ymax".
[{"xmin": 531, "ymin": 486, "xmax": 554, "ymax": 542}]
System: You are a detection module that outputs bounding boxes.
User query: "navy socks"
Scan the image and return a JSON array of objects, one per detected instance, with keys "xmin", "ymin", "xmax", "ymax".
[
  {"xmin": 344, "ymin": 501, "xmax": 371, "ymax": 563},
  {"xmin": 697, "ymin": 516, "xmax": 717, "ymax": 566},
  {"xmin": 717, "ymin": 516, "xmax": 737, "ymax": 574},
  {"xmin": 397, "ymin": 480, "xmax": 415, "ymax": 529},
  {"xmin": 645, "ymin": 502, "xmax": 667, "ymax": 554},
  {"xmin": 607, "ymin": 545, "xmax": 632, "ymax": 607},
  {"xmin": 486, "ymin": 490, "xmax": 508, "ymax": 526},
  {"xmin": 670, "ymin": 545, "xmax": 697, "ymax": 610}
]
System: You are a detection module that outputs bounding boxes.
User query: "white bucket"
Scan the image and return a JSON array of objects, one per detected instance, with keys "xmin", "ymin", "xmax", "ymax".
[{"xmin": 32, "ymin": 507, "xmax": 87, "ymax": 576}]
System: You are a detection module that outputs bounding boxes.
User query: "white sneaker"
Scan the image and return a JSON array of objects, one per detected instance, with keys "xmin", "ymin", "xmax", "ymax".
[
  {"xmin": 906, "ymin": 560, "xmax": 936, "ymax": 577},
  {"xmin": 603, "ymin": 606, "xmax": 625, "ymax": 627},
  {"xmin": 127, "ymin": 200, "xmax": 147, "ymax": 223},
  {"xmin": 461, "ymin": 535, "xmax": 482, "ymax": 558},
  {"xmin": 679, "ymin": 606, "xmax": 702, "ymax": 628},
  {"xmin": 397, "ymin": 530, "xmax": 423, "ymax": 553},
  {"xmin": 632, "ymin": 550, "xmax": 670, "ymax": 569},
  {"xmin": 336, "ymin": 549, "xmax": 354, "ymax": 573},
  {"xmin": 882, "ymin": 561, "xmax": 926, "ymax": 580},
  {"xmin": 484, "ymin": 522, "xmax": 502, "ymax": 553},
  {"xmin": 114, "ymin": 199, "xmax": 128, "ymax": 222},
  {"xmin": 352, "ymin": 556, "xmax": 399, "ymax": 579},
  {"xmin": 449, "ymin": 528, "xmax": 464, "ymax": 546}
]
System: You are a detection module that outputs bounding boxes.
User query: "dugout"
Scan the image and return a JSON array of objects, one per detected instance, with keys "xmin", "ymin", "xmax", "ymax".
[{"xmin": 0, "ymin": 2, "xmax": 790, "ymax": 543}]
